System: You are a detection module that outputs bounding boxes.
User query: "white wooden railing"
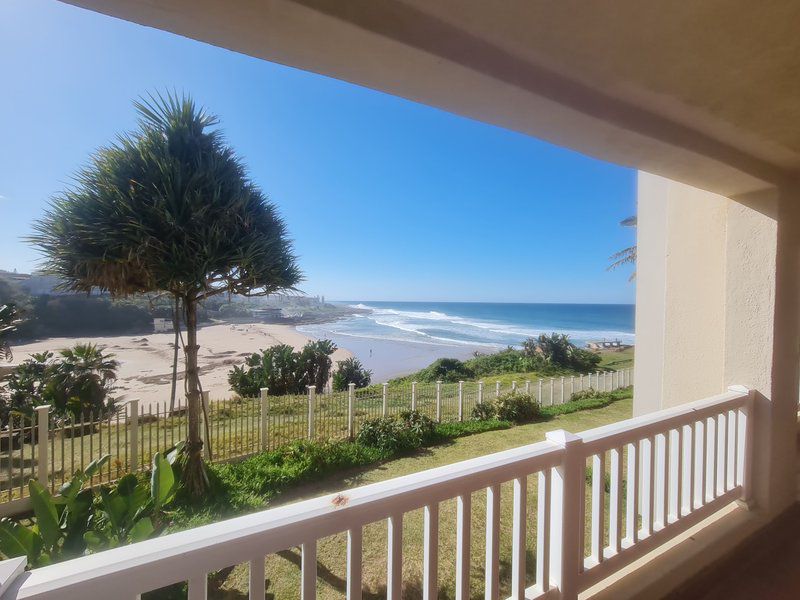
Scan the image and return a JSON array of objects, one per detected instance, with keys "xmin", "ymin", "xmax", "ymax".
[{"xmin": 0, "ymin": 385, "xmax": 753, "ymax": 600}]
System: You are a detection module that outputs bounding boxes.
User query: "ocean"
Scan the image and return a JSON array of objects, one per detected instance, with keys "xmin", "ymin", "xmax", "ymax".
[{"xmin": 298, "ymin": 301, "xmax": 635, "ymax": 351}]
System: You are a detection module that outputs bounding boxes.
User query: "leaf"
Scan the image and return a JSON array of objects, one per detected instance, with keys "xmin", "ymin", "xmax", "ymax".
[
  {"xmin": 0, "ymin": 519, "xmax": 40, "ymax": 563},
  {"xmin": 83, "ymin": 454, "xmax": 111, "ymax": 480},
  {"xmin": 28, "ymin": 481, "xmax": 60, "ymax": 550},
  {"xmin": 128, "ymin": 517, "xmax": 154, "ymax": 542},
  {"xmin": 150, "ymin": 452, "xmax": 176, "ymax": 509}
]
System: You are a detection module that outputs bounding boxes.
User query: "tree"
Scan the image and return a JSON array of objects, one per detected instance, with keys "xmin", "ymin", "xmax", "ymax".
[
  {"xmin": 30, "ymin": 93, "xmax": 301, "ymax": 494},
  {"xmin": 332, "ymin": 357, "xmax": 372, "ymax": 391},
  {"xmin": 0, "ymin": 304, "xmax": 19, "ymax": 362},
  {"xmin": 608, "ymin": 215, "xmax": 637, "ymax": 281}
]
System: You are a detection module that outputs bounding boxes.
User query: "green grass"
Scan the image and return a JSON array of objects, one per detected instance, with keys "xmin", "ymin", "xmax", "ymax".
[
  {"xmin": 166, "ymin": 392, "xmax": 633, "ymax": 599},
  {"xmin": 598, "ymin": 346, "xmax": 635, "ymax": 370}
]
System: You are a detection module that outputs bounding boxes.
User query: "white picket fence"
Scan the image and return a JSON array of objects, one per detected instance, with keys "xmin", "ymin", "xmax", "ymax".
[
  {"xmin": 0, "ymin": 368, "xmax": 633, "ymax": 515},
  {"xmin": 0, "ymin": 384, "xmax": 752, "ymax": 600}
]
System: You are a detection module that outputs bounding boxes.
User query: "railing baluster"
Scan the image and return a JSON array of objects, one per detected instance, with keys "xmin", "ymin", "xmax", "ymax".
[
  {"xmin": 387, "ymin": 515, "xmax": 402, "ymax": 600},
  {"xmin": 654, "ymin": 433, "xmax": 666, "ymax": 529},
  {"xmin": 681, "ymin": 423, "xmax": 693, "ymax": 516},
  {"xmin": 715, "ymin": 413, "xmax": 725, "ymax": 496},
  {"xmin": 609, "ymin": 447, "xmax": 622, "ymax": 555},
  {"xmin": 348, "ymin": 527, "xmax": 363, "ymax": 600},
  {"xmin": 423, "ymin": 503, "xmax": 439, "ymax": 600},
  {"xmin": 703, "ymin": 417, "xmax": 717, "ymax": 503},
  {"xmin": 669, "ymin": 428, "xmax": 681, "ymax": 523},
  {"xmin": 695, "ymin": 420, "xmax": 705, "ymax": 509},
  {"xmin": 485, "ymin": 484, "xmax": 500, "ymax": 600},
  {"xmin": 625, "ymin": 440, "xmax": 639, "ymax": 545},
  {"xmin": 511, "ymin": 477, "xmax": 527, "ymax": 598},
  {"xmin": 455, "ymin": 493, "xmax": 471, "ymax": 600},
  {"xmin": 536, "ymin": 469, "xmax": 551, "ymax": 593},
  {"xmin": 727, "ymin": 409, "xmax": 736, "ymax": 491},
  {"xmin": 641, "ymin": 437, "xmax": 654, "ymax": 537},
  {"xmin": 301, "ymin": 540, "xmax": 317, "ymax": 600},
  {"xmin": 188, "ymin": 573, "xmax": 207, "ymax": 600},
  {"xmin": 249, "ymin": 557, "xmax": 265, "ymax": 600},
  {"xmin": 591, "ymin": 453, "xmax": 605, "ymax": 563}
]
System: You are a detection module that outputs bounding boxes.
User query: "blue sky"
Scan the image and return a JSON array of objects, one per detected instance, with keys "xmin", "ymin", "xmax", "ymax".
[{"xmin": 0, "ymin": 0, "xmax": 636, "ymax": 303}]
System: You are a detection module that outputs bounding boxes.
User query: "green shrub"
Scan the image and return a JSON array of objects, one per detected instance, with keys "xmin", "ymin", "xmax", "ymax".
[
  {"xmin": 228, "ymin": 339, "xmax": 337, "ymax": 397},
  {"xmin": 415, "ymin": 358, "xmax": 474, "ymax": 383},
  {"xmin": 398, "ymin": 410, "xmax": 436, "ymax": 442},
  {"xmin": 494, "ymin": 392, "xmax": 540, "ymax": 423},
  {"xmin": 434, "ymin": 419, "xmax": 511, "ymax": 439},
  {"xmin": 471, "ymin": 401, "xmax": 496, "ymax": 421},
  {"xmin": 332, "ymin": 357, "xmax": 372, "ymax": 391},
  {"xmin": 356, "ymin": 417, "xmax": 421, "ymax": 455}
]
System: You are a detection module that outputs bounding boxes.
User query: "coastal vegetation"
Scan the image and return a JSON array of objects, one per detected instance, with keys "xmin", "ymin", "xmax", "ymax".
[
  {"xmin": 29, "ymin": 93, "xmax": 301, "ymax": 495},
  {"xmin": 332, "ymin": 357, "xmax": 372, "ymax": 391},
  {"xmin": 393, "ymin": 332, "xmax": 602, "ymax": 384},
  {"xmin": 228, "ymin": 340, "xmax": 338, "ymax": 397},
  {"xmin": 0, "ymin": 343, "xmax": 118, "ymax": 424},
  {"xmin": 0, "ymin": 303, "xmax": 18, "ymax": 361}
]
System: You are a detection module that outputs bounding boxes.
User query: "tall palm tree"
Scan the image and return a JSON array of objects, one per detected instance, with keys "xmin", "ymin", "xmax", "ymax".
[
  {"xmin": 30, "ymin": 93, "xmax": 301, "ymax": 494},
  {"xmin": 608, "ymin": 215, "xmax": 637, "ymax": 281}
]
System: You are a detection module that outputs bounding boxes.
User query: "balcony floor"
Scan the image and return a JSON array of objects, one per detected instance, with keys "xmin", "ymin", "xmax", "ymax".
[{"xmin": 663, "ymin": 431, "xmax": 800, "ymax": 599}]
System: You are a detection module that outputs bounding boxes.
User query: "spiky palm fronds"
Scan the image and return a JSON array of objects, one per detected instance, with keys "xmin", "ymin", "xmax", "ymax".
[
  {"xmin": 608, "ymin": 215, "xmax": 637, "ymax": 281},
  {"xmin": 29, "ymin": 92, "xmax": 302, "ymax": 494},
  {"xmin": 0, "ymin": 304, "xmax": 19, "ymax": 362}
]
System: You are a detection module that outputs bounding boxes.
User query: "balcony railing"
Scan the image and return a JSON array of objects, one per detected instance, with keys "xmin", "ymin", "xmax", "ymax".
[{"xmin": 0, "ymin": 385, "xmax": 752, "ymax": 600}]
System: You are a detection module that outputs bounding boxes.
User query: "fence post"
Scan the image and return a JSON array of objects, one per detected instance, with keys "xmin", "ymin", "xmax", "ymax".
[
  {"xmin": 525, "ymin": 380, "xmax": 531, "ymax": 395},
  {"xmin": 478, "ymin": 381, "xmax": 484, "ymax": 405},
  {"xmin": 458, "ymin": 381, "xmax": 464, "ymax": 422},
  {"xmin": 382, "ymin": 383, "xmax": 389, "ymax": 417},
  {"xmin": 348, "ymin": 383, "xmax": 355, "ymax": 440},
  {"xmin": 546, "ymin": 429, "xmax": 584, "ymax": 600},
  {"xmin": 260, "ymin": 388, "xmax": 269, "ymax": 452},
  {"xmin": 307, "ymin": 386, "xmax": 316, "ymax": 440},
  {"xmin": 201, "ymin": 391, "xmax": 211, "ymax": 460},
  {"xmin": 511, "ymin": 381, "xmax": 517, "ymax": 393},
  {"xmin": 579, "ymin": 374, "xmax": 584, "ymax": 392},
  {"xmin": 129, "ymin": 399, "xmax": 140, "ymax": 472},
  {"xmin": 549, "ymin": 379, "xmax": 555, "ymax": 406},
  {"xmin": 560, "ymin": 377, "xmax": 565, "ymax": 404},
  {"xmin": 538, "ymin": 379, "xmax": 543, "ymax": 404},
  {"xmin": 436, "ymin": 381, "xmax": 442, "ymax": 422},
  {"xmin": 35, "ymin": 405, "xmax": 50, "ymax": 489},
  {"xmin": 495, "ymin": 381, "xmax": 501, "ymax": 398},
  {"xmin": 411, "ymin": 381, "xmax": 417, "ymax": 411}
]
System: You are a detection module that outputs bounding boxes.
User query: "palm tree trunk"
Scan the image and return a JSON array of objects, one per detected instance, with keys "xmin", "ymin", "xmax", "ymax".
[
  {"xmin": 183, "ymin": 296, "xmax": 207, "ymax": 495},
  {"xmin": 169, "ymin": 296, "xmax": 180, "ymax": 413}
]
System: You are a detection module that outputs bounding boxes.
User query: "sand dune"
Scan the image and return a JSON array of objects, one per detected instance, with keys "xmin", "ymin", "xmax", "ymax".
[{"xmin": 9, "ymin": 323, "xmax": 352, "ymax": 409}]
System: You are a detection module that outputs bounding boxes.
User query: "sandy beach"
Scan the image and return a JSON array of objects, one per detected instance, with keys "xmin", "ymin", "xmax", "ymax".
[{"xmin": 8, "ymin": 323, "xmax": 352, "ymax": 408}]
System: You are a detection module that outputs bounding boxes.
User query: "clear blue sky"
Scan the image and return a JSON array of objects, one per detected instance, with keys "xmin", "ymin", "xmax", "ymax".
[{"xmin": 0, "ymin": 0, "xmax": 636, "ymax": 303}]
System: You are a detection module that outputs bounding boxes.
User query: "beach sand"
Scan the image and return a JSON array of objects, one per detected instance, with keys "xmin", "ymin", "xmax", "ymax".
[{"xmin": 8, "ymin": 323, "xmax": 352, "ymax": 408}]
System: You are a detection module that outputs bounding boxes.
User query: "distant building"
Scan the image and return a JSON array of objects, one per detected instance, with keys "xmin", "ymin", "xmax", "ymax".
[
  {"xmin": 153, "ymin": 318, "xmax": 172, "ymax": 333},
  {"xmin": 586, "ymin": 339, "xmax": 624, "ymax": 350}
]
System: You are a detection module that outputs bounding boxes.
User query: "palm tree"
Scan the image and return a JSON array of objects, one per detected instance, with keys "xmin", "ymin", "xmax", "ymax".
[
  {"xmin": 0, "ymin": 304, "xmax": 19, "ymax": 362},
  {"xmin": 608, "ymin": 215, "xmax": 637, "ymax": 281},
  {"xmin": 29, "ymin": 93, "xmax": 301, "ymax": 494}
]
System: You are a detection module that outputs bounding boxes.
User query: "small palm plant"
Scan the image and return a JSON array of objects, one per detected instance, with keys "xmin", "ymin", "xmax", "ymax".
[
  {"xmin": 0, "ymin": 304, "xmax": 19, "ymax": 362},
  {"xmin": 30, "ymin": 92, "xmax": 301, "ymax": 494}
]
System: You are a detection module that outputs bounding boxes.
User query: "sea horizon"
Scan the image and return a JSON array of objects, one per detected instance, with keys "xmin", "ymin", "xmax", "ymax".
[{"xmin": 299, "ymin": 300, "xmax": 635, "ymax": 352}]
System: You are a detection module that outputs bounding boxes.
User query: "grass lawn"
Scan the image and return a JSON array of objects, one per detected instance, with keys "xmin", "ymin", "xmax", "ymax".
[{"xmin": 208, "ymin": 396, "xmax": 633, "ymax": 599}]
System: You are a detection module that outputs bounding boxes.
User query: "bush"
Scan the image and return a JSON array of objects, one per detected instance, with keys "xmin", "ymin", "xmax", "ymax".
[
  {"xmin": 1, "ymin": 344, "xmax": 118, "ymax": 424},
  {"xmin": 399, "ymin": 410, "xmax": 436, "ymax": 442},
  {"xmin": 494, "ymin": 392, "xmax": 540, "ymax": 423},
  {"xmin": 332, "ymin": 357, "xmax": 372, "ymax": 391},
  {"xmin": 228, "ymin": 339, "xmax": 337, "ymax": 396},
  {"xmin": 415, "ymin": 358, "xmax": 474, "ymax": 383},
  {"xmin": 356, "ymin": 417, "xmax": 421, "ymax": 455},
  {"xmin": 471, "ymin": 401, "xmax": 496, "ymax": 421}
]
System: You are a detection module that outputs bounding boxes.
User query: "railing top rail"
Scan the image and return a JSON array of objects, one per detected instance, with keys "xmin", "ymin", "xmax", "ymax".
[
  {"xmin": 9, "ymin": 439, "xmax": 563, "ymax": 599},
  {"xmin": 578, "ymin": 386, "xmax": 750, "ymax": 453}
]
